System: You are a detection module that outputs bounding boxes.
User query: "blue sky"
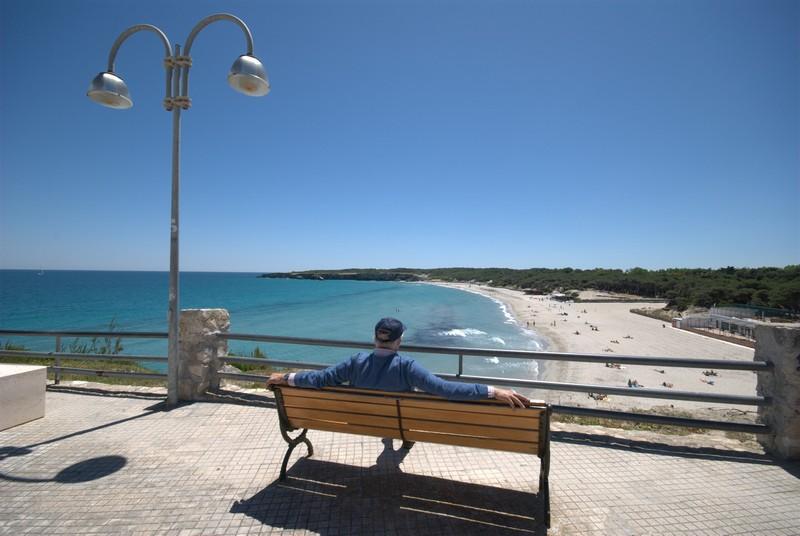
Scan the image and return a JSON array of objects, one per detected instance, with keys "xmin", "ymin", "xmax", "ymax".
[{"xmin": 1, "ymin": 0, "xmax": 798, "ymax": 272}]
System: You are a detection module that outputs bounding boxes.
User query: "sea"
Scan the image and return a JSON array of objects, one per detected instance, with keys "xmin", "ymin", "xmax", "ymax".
[{"xmin": 0, "ymin": 270, "xmax": 544, "ymax": 380}]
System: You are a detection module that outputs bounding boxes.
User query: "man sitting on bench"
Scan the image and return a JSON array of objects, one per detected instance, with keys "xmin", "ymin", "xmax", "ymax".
[{"xmin": 267, "ymin": 317, "xmax": 530, "ymax": 416}]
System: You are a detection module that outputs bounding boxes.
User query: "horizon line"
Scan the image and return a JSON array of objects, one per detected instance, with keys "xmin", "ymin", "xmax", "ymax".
[{"xmin": 1, "ymin": 264, "xmax": 798, "ymax": 274}]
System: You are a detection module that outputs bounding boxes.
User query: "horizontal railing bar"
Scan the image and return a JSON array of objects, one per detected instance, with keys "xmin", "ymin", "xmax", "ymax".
[
  {"xmin": 552, "ymin": 405, "xmax": 768, "ymax": 434},
  {"xmin": 220, "ymin": 332, "xmax": 770, "ymax": 371},
  {"xmin": 48, "ymin": 367, "xmax": 167, "ymax": 379},
  {"xmin": 221, "ymin": 355, "xmax": 327, "ymax": 368},
  {"xmin": 0, "ymin": 350, "xmax": 167, "ymax": 362},
  {"xmin": 439, "ymin": 373, "xmax": 768, "ymax": 406},
  {"xmin": 0, "ymin": 329, "xmax": 167, "ymax": 339}
]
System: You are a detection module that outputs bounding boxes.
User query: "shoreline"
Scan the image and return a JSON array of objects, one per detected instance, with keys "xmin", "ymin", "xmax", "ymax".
[
  {"xmin": 426, "ymin": 281, "xmax": 758, "ymax": 420},
  {"xmin": 425, "ymin": 281, "xmax": 570, "ymax": 388}
]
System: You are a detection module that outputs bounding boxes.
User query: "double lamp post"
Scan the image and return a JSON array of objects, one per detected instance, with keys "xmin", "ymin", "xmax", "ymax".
[{"xmin": 86, "ymin": 13, "xmax": 269, "ymax": 405}]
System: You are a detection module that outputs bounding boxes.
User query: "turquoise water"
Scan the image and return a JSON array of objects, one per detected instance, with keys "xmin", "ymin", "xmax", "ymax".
[{"xmin": 0, "ymin": 270, "xmax": 543, "ymax": 379}]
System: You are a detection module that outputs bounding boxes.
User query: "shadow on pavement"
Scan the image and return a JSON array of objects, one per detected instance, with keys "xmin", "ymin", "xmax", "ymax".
[
  {"xmin": 0, "ymin": 455, "xmax": 126, "ymax": 483},
  {"xmin": 0, "ymin": 403, "xmax": 164, "ymax": 461},
  {"xmin": 47, "ymin": 384, "xmax": 166, "ymax": 400},
  {"xmin": 204, "ymin": 389, "xmax": 276, "ymax": 408},
  {"xmin": 553, "ymin": 429, "xmax": 779, "ymax": 465},
  {"xmin": 231, "ymin": 456, "xmax": 545, "ymax": 535}
]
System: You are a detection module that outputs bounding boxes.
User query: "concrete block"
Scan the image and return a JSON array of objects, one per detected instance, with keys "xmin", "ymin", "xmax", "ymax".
[
  {"xmin": 755, "ymin": 325, "xmax": 800, "ymax": 460},
  {"xmin": 0, "ymin": 364, "xmax": 46, "ymax": 431}
]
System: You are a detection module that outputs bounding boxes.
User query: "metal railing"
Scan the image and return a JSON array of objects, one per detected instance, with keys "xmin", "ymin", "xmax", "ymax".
[
  {"xmin": 0, "ymin": 328, "xmax": 772, "ymax": 434},
  {"xmin": 0, "ymin": 330, "xmax": 168, "ymax": 384},
  {"xmin": 217, "ymin": 332, "xmax": 771, "ymax": 434}
]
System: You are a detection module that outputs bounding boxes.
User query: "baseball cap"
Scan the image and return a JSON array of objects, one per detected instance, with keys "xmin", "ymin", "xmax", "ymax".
[{"xmin": 374, "ymin": 317, "xmax": 405, "ymax": 342}]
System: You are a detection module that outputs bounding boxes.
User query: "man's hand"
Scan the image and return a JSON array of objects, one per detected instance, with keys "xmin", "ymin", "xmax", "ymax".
[
  {"xmin": 493, "ymin": 387, "xmax": 529, "ymax": 408},
  {"xmin": 267, "ymin": 372, "xmax": 287, "ymax": 386}
]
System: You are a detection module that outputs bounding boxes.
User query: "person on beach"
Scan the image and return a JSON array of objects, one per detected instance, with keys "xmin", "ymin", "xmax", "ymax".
[{"xmin": 266, "ymin": 317, "xmax": 529, "ymax": 409}]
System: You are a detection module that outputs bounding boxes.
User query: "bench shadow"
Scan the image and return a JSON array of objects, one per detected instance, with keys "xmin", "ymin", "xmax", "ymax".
[{"xmin": 231, "ymin": 456, "xmax": 545, "ymax": 535}]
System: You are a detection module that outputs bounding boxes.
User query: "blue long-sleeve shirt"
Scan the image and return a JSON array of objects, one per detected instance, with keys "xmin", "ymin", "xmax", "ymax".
[{"xmin": 290, "ymin": 349, "xmax": 489, "ymax": 400}]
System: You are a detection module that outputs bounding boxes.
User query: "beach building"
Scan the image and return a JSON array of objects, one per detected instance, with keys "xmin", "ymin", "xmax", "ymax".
[{"xmin": 675, "ymin": 304, "xmax": 799, "ymax": 342}]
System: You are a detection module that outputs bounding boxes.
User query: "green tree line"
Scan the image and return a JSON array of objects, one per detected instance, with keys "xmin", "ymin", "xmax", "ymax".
[
  {"xmin": 263, "ymin": 266, "xmax": 800, "ymax": 311},
  {"xmin": 427, "ymin": 266, "xmax": 800, "ymax": 311}
]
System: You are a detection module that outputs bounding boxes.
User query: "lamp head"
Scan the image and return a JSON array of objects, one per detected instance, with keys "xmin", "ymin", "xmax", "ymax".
[
  {"xmin": 87, "ymin": 72, "xmax": 133, "ymax": 109},
  {"xmin": 228, "ymin": 54, "xmax": 270, "ymax": 97}
]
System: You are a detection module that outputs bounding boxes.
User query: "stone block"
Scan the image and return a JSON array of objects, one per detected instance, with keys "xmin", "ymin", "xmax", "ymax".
[
  {"xmin": 755, "ymin": 325, "xmax": 800, "ymax": 460},
  {"xmin": 177, "ymin": 308, "xmax": 230, "ymax": 401},
  {"xmin": 0, "ymin": 364, "xmax": 46, "ymax": 431}
]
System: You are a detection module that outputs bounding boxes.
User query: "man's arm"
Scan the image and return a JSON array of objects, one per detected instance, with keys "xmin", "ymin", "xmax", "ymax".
[
  {"xmin": 267, "ymin": 357, "xmax": 355, "ymax": 389},
  {"xmin": 407, "ymin": 361, "xmax": 529, "ymax": 407}
]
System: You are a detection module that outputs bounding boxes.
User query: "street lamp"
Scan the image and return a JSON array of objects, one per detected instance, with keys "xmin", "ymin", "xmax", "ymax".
[{"xmin": 87, "ymin": 14, "xmax": 269, "ymax": 405}]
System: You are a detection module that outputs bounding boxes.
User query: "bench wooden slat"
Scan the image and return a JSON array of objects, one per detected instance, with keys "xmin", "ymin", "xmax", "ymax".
[
  {"xmin": 290, "ymin": 417, "xmax": 404, "ymax": 440},
  {"xmin": 404, "ymin": 430, "xmax": 538, "ymax": 454},
  {"xmin": 400, "ymin": 406, "xmax": 540, "ymax": 430},
  {"xmin": 282, "ymin": 396, "xmax": 399, "ymax": 417},
  {"xmin": 285, "ymin": 407, "xmax": 399, "ymax": 429},
  {"xmin": 401, "ymin": 397, "xmax": 546, "ymax": 417},
  {"xmin": 402, "ymin": 418, "xmax": 538, "ymax": 442},
  {"xmin": 279, "ymin": 387, "xmax": 397, "ymax": 405}
]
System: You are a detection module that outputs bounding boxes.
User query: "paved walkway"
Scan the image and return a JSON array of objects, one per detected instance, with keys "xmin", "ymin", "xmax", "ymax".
[{"xmin": 0, "ymin": 386, "xmax": 798, "ymax": 535}]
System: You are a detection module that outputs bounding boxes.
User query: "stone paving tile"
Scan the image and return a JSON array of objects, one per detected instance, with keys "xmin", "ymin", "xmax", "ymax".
[{"xmin": 0, "ymin": 389, "xmax": 798, "ymax": 535}]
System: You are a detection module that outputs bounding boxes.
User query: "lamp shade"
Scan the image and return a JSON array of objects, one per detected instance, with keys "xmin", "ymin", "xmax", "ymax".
[
  {"xmin": 87, "ymin": 72, "xmax": 133, "ymax": 109},
  {"xmin": 228, "ymin": 55, "xmax": 270, "ymax": 96}
]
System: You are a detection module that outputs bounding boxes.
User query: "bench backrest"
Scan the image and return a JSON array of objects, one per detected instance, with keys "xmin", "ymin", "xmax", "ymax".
[{"xmin": 273, "ymin": 386, "xmax": 550, "ymax": 458}]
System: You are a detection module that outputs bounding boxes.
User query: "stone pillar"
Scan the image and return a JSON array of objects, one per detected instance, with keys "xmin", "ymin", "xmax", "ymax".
[
  {"xmin": 754, "ymin": 325, "xmax": 800, "ymax": 460},
  {"xmin": 178, "ymin": 308, "xmax": 230, "ymax": 401}
]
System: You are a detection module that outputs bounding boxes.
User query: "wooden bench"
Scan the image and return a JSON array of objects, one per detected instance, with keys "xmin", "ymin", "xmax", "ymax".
[{"xmin": 270, "ymin": 385, "xmax": 551, "ymax": 527}]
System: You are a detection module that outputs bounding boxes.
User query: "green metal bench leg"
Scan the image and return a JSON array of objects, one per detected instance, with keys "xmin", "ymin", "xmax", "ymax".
[
  {"xmin": 540, "ymin": 473, "xmax": 550, "ymax": 528},
  {"xmin": 272, "ymin": 387, "xmax": 314, "ymax": 481},
  {"xmin": 278, "ymin": 427, "xmax": 312, "ymax": 481},
  {"xmin": 538, "ymin": 406, "xmax": 552, "ymax": 529}
]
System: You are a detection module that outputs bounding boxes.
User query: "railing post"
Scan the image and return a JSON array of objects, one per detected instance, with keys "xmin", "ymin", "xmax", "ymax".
[
  {"xmin": 754, "ymin": 325, "xmax": 800, "ymax": 460},
  {"xmin": 54, "ymin": 336, "xmax": 61, "ymax": 385},
  {"xmin": 457, "ymin": 354, "xmax": 463, "ymax": 377},
  {"xmin": 178, "ymin": 309, "xmax": 230, "ymax": 401}
]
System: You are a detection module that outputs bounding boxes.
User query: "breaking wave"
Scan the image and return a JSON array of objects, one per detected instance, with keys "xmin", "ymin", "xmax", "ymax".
[{"xmin": 438, "ymin": 328, "xmax": 487, "ymax": 337}]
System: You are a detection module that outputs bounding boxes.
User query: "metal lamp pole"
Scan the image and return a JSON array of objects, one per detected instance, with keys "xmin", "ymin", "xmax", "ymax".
[{"xmin": 87, "ymin": 14, "xmax": 270, "ymax": 406}]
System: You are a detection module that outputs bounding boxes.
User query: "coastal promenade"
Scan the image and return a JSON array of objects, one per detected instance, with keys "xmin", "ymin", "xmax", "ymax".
[{"xmin": 1, "ymin": 384, "xmax": 798, "ymax": 535}]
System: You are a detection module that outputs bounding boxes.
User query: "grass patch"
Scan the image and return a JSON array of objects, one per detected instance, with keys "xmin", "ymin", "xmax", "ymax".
[
  {"xmin": 221, "ymin": 345, "xmax": 309, "ymax": 388},
  {"xmin": 0, "ymin": 322, "xmax": 166, "ymax": 386},
  {"xmin": 552, "ymin": 409, "xmax": 707, "ymax": 436}
]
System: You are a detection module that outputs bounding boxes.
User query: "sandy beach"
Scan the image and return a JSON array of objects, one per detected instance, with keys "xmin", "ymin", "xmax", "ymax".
[{"xmin": 432, "ymin": 282, "xmax": 758, "ymax": 421}]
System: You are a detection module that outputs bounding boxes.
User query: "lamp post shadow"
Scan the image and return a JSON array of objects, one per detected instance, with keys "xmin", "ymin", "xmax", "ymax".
[{"xmin": 0, "ymin": 455, "xmax": 127, "ymax": 484}]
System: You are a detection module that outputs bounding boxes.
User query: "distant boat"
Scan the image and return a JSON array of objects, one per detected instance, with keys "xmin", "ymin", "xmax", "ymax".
[{"xmin": 37, "ymin": 268, "xmax": 44, "ymax": 276}]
